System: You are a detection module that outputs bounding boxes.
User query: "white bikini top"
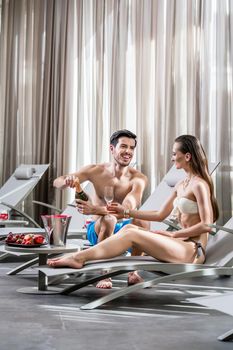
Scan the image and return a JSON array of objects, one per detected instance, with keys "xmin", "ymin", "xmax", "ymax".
[
  {"xmin": 169, "ymin": 197, "xmax": 198, "ymax": 223},
  {"xmin": 173, "ymin": 197, "xmax": 199, "ymax": 214}
]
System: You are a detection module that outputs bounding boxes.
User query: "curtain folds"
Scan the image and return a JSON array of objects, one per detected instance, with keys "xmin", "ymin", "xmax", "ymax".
[{"xmin": 0, "ymin": 0, "xmax": 232, "ymax": 223}]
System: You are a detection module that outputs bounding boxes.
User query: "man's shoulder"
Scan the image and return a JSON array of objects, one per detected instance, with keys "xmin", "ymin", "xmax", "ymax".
[
  {"xmin": 129, "ymin": 167, "xmax": 148, "ymax": 182},
  {"xmin": 84, "ymin": 163, "xmax": 109, "ymax": 174}
]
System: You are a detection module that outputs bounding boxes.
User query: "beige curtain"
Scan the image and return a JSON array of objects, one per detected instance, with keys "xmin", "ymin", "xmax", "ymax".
[
  {"xmin": 0, "ymin": 0, "xmax": 70, "ymax": 218},
  {"xmin": 0, "ymin": 0, "xmax": 232, "ymax": 223}
]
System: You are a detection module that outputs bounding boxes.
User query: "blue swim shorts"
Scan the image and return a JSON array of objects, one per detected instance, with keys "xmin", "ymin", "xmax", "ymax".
[{"xmin": 87, "ymin": 219, "xmax": 132, "ymax": 246}]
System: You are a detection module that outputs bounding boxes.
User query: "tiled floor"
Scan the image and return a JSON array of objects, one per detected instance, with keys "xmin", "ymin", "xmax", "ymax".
[{"xmin": 0, "ymin": 256, "xmax": 233, "ymax": 350}]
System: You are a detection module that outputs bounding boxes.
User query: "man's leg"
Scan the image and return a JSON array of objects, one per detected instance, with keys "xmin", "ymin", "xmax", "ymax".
[
  {"xmin": 92, "ymin": 215, "xmax": 117, "ymax": 289},
  {"xmin": 95, "ymin": 215, "xmax": 117, "ymax": 242}
]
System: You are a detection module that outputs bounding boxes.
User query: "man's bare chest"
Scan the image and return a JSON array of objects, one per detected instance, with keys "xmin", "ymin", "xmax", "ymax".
[{"xmin": 92, "ymin": 175, "xmax": 133, "ymax": 203}]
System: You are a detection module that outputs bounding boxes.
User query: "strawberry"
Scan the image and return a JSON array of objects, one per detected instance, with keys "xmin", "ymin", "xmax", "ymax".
[
  {"xmin": 33, "ymin": 235, "xmax": 45, "ymax": 244},
  {"xmin": 25, "ymin": 241, "xmax": 33, "ymax": 245},
  {"xmin": 5, "ymin": 233, "xmax": 14, "ymax": 243},
  {"xmin": 24, "ymin": 234, "xmax": 34, "ymax": 241}
]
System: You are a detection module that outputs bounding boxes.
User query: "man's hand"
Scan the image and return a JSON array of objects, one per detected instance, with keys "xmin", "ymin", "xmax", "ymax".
[
  {"xmin": 107, "ymin": 202, "xmax": 125, "ymax": 219},
  {"xmin": 64, "ymin": 175, "xmax": 78, "ymax": 188},
  {"xmin": 76, "ymin": 199, "xmax": 108, "ymax": 216}
]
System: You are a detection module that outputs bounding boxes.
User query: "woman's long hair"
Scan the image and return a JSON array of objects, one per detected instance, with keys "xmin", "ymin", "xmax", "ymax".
[{"xmin": 175, "ymin": 135, "xmax": 219, "ymax": 222}]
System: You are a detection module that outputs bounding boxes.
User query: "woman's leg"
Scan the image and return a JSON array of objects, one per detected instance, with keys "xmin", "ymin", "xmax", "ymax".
[
  {"xmin": 47, "ymin": 225, "xmax": 196, "ymax": 268},
  {"xmin": 47, "ymin": 226, "xmax": 134, "ymax": 268}
]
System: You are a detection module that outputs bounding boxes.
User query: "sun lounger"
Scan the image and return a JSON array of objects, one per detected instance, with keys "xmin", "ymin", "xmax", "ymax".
[
  {"xmin": 37, "ymin": 215, "xmax": 233, "ymax": 310},
  {"xmin": 2, "ymin": 161, "xmax": 220, "ymax": 276}
]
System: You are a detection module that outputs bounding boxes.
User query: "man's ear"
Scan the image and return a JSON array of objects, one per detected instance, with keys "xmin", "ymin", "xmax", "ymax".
[
  {"xmin": 185, "ymin": 153, "xmax": 192, "ymax": 162},
  {"xmin": 110, "ymin": 144, "xmax": 114, "ymax": 152}
]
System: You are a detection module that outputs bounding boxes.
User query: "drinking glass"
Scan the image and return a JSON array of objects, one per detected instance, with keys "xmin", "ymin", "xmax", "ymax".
[
  {"xmin": 104, "ymin": 186, "xmax": 114, "ymax": 220},
  {"xmin": 104, "ymin": 186, "xmax": 114, "ymax": 206}
]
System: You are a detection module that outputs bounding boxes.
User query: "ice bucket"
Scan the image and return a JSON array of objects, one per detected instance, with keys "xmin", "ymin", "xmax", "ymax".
[{"xmin": 41, "ymin": 214, "xmax": 71, "ymax": 246}]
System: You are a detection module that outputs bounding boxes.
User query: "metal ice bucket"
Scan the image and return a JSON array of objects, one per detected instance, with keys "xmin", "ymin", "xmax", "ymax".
[{"xmin": 41, "ymin": 214, "xmax": 71, "ymax": 246}]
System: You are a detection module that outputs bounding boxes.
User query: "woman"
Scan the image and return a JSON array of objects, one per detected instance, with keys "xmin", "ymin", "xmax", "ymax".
[{"xmin": 47, "ymin": 135, "xmax": 219, "ymax": 270}]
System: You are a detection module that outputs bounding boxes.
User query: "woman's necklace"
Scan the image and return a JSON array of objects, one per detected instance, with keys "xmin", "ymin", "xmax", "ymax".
[{"xmin": 183, "ymin": 175, "xmax": 194, "ymax": 190}]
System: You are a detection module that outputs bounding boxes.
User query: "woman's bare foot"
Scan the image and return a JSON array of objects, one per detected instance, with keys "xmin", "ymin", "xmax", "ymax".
[
  {"xmin": 96, "ymin": 278, "xmax": 112, "ymax": 289},
  {"xmin": 47, "ymin": 254, "xmax": 84, "ymax": 269},
  {"xmin": 127, "ymin": 271, "xmax": 144, "ymax": 285}
]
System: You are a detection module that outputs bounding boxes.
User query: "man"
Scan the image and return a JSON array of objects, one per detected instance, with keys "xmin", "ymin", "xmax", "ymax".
[{"xmin": 53, "ymin": 129, "xmax": 148, "ymax": 288}]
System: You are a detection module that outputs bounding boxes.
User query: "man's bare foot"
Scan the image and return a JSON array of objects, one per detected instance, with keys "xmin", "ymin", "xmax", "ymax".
[
  {"xmin": 127, "ymin": 271, "xmax": 144, "ymax": 285},
  {"xmin": 96, "ymin": 278, "xmax": 112, "ymax": 289},
  {"xmin": 47, "ymin": 254, "xmax": 84, "ymax": 269}
]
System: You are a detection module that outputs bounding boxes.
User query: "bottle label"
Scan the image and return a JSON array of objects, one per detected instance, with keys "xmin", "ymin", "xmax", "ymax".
[{"xmin": 75, "ymin": 190, "xmax": 89, "ymax": 201}]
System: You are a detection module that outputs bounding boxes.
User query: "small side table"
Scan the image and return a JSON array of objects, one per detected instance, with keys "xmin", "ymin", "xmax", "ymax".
[{"xmin": 5, "ymin": 244, "xmax": 79, "ymax": 295}]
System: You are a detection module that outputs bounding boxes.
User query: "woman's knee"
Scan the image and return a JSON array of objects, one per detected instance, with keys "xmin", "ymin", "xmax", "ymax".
[
  {"xmin": 119, "ymin": 225, "xmax": 140, "ymax": 241},
  {"xmin": 121, "ymin": 223, "xmax": 137, "ymax": 232},
  {"xmin": 132, "ymin": 218, "xmax": 150, "ymax": 230}
]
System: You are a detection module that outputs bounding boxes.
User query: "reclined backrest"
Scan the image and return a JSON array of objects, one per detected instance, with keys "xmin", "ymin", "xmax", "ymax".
[
  {"xmin": 0, "ymin": 164, "xmax": 49, "ymax": 212},
  {"xmin": 205, "ymin": 217, "xmax": 233, "ymax": 266}
]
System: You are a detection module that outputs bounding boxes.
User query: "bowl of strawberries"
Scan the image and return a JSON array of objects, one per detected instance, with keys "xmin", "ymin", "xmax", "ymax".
[{"xmin": 5, "ymin": 232, "xmax": 47, "ymax": 247}]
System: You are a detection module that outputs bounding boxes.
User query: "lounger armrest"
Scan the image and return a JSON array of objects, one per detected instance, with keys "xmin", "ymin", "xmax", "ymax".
[
  {"xmin": 163, "ymin": 219, "xmax": 180, "ymax": 231},
  {"xmin": 32, "ymin": 200, "xmax": 62, "ymax": 214},
  {"xmin": 208, "ymin": 224, "xmax": 233, "ymax": 236},
  {"xmin": 0, "ymin": 201, "xmax": 41, "ymax": 228}
]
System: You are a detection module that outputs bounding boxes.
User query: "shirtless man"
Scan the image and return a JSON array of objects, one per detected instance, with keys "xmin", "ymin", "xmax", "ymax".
[{"xmin": 53, "ymin": 129, "xmax": 148, "ymax": 288}]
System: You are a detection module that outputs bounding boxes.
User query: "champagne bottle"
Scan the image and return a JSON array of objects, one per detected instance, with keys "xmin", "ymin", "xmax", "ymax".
[{"xmin": 74, "ymin": 179, "xmax": 89, "ymax": 201}]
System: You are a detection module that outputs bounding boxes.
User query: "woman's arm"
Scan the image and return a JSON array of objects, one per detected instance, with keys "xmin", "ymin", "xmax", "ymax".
[
  {"xmin": 108, "ymin": 190, "xmax": 177, "ymax": 222},
  {"xmin": 155, "ymin": 221, "xmax": 212, "ymax": 239}
]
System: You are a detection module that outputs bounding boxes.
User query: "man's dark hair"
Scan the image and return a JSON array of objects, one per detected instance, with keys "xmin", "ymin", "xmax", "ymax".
[{"xmin": 110, "ymin": 129, "xmax": 137, "ymax": 147}]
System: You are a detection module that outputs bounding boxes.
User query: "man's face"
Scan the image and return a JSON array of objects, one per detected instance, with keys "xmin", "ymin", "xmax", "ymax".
[{"xmin": 110, "ymin": 137, "xmax": 136, "ymax": 167}]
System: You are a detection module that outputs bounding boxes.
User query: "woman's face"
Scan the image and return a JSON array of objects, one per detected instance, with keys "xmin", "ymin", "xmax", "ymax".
[{"xmin": 171, "ymin": 142, "xmax": 189, "ymax": 169}]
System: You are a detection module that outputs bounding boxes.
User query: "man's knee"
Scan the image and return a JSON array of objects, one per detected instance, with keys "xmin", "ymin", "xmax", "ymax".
[
  {"xmin": 101, "ymin": 215, "xmax": 117, "ymax": 226},
  {"xmin": 96, "ymin": 216, "xmax": 117, "ymax": 240}
]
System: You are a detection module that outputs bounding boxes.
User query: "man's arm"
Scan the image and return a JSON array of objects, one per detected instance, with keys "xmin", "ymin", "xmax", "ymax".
[
  {"xmin": 76, "ymin": 199, "xmax": 108, "ymax": 216},
  {"xmin": 53, "ymin": 164, "xmax": 96, "ymax": 190},
  {"xmin": 122, "ymin": 174, "xmax": 148, "ymax": 210}
]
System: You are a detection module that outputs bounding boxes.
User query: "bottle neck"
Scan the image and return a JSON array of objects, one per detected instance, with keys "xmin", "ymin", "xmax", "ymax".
[{"xmin": 75, "ymin": 183, "xmax": 82, "ymax": 192}]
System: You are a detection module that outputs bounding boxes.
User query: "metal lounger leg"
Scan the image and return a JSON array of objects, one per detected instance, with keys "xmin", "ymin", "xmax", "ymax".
[
  {"xmin": 80, "ymin": 267, "xmax": 233, "ymax": 310},
  {"xmin": 218, "ymin": 329, "xmax": 233, "ymax": 341},
  {"xmin": 7, "ymin": 257, "xmax": 39, "ymax": 275},
  {"xmin": 61, "ymin": 270, "xmax": 127, "ymax": 295},
  {"xmin": 0, "ymin": 252, "xmax": 11, "ymax": 261}
]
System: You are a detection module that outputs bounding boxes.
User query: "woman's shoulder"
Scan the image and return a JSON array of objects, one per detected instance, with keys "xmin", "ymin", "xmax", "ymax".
[{"xmin": 192, "ymin": 176, "xmax": 210, "ymax": 194}]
